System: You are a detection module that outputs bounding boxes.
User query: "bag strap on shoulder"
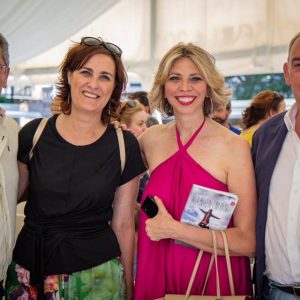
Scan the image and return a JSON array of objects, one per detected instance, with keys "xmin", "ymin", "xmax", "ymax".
[
  {"xmin": 29, "ymin": 118, "xmax": 48, "ymax": 160},
  {"xmin": 116, "ymin": 128, "xmax": 125, "ymax": 174},
  {"xmin": 28, "ymin": 120, "xmax": 126, "ymax": 175}
]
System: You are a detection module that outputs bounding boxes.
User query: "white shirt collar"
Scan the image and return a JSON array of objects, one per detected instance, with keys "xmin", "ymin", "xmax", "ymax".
[{"xmin": 284, "ymin": 102, "xmax": 298, "ymax": 131}]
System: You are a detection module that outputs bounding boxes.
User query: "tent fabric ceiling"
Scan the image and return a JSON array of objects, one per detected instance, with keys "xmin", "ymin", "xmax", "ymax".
[
  {"xmin": 0, "ymin": 0, "xmax": 119, "ymax": 66},
  {"xmin": 1, "ymin": 0, "xmax": 300, "ymax": 89}
]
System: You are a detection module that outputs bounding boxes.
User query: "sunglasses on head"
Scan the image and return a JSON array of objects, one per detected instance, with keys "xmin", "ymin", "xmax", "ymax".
[
  {"xmin": 127, "ymin": 100, "xmax": 138, "ymax": 108},
  {"xmin": 81, "ymin": 37, "xmax": 122, "ymax": 57}
]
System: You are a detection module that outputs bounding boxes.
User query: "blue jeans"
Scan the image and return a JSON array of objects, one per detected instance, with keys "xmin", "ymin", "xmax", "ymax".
[{"xmin": 264, "ymin": 279, "xmax": 300, "ymax": 300}]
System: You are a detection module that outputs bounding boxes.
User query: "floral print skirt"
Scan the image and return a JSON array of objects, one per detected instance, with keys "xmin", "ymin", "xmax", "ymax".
[{"xmin": 5, "ymin": 258, "xmax": 126, "ymax": 300}]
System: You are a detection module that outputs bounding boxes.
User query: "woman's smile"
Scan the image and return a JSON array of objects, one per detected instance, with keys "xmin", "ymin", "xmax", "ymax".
[{"xmin": 175, "ymin": 96, "xmax": 197, "ymax": 105}]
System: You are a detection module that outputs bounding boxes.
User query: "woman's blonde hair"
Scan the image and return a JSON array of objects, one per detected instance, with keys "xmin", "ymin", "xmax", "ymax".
[
  {"xmin": 149, "ymin": 42, "xmax": 231, "ymax": 117},
  {"xmin": 118, "ymin": 99, "xmax": 145, "ymax": 126}
]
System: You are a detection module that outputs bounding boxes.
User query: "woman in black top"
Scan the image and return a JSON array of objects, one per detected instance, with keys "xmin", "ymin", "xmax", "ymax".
[{"xmin": 6, "ymin": 37, "xmax": 146, "ymax": 300}]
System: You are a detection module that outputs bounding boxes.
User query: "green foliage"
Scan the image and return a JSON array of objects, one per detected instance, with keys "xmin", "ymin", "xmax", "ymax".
[
  {"xmin": 0, "ymin": 95, "xmax": 11, "ymax": 103},
  {"xmin": 226, "ymin": 73, "xmax": 293, "ymax": 100}
]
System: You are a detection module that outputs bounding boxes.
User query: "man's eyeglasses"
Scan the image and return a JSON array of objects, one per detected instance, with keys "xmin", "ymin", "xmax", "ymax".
[
  {"xmin": 81, "ymin": 37, "xmax": 122, "ymax": 57},
  {"xmin": 0, "ymin": 65, "xmax": 8, "ymax": 73}
]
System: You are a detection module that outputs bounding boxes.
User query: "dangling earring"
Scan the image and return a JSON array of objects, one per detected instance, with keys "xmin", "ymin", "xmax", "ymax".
[
  {"xmin": 67, "ymin": 93, "xmax": 71, "ymax": 105},
  {"xmin": 165, "ymin": 100, "xmax": 174, "ymax": 116},
  {"xmin": 204, "ymin": 96, "xmax": 214, "ymax": 115},
  {"xmin": 106, "ymin": 100, "xmax": 111, "ymax": 116}
]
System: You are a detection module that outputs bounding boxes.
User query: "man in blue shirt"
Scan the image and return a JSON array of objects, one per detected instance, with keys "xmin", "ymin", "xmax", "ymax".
[{"xmin": 212, "ymin": 101, "xmax": 241, "ymax": 134}]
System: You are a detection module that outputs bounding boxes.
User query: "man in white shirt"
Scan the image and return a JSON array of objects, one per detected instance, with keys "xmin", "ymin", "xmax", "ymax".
[
  {"xmin": 0, "ymin": 33, "xmax": 19, "ymax": 298},
  {"xmin": 252, "ymin": 32, "xmax": 300, "ymax": 299}
]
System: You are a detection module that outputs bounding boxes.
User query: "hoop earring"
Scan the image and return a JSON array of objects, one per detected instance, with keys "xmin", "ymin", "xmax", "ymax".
[
  {"xmin": 165, "ymin": 100, "xmax": 174, "ymax": 116},
  {"xmin": 204, "ymin": 96, "xmax": 214, "ymax": 115}
]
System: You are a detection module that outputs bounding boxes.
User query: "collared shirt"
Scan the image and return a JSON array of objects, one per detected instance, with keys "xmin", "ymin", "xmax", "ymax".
[{"xmin": 265, "ymin": 103, "xmax": 300, "ymax": 284}]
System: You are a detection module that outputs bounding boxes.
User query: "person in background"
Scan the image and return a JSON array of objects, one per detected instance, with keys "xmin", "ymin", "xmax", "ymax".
[
  {"xmin": 118, "ymin": 98, "xmax": 148, "ymax": 280},
  {"xmin": 118, "ymin": 98, "xmax": 149, "ymax": 204},
  {"xmin": 128, "ymin": 90, "xmax": 162, "ymax": 124},
  {"xmin": 119, "ymin": 99, "xmax": 148, "ymax": 139},
  {"xmin": 0, "ymin": 33, "xmax": 18, "ymax": 299},
  {"xmin": 240, "ymin": 90, "xmax": 286, "ymax": 146},
  {"xmin": 6, "ymin": 36, "xmax": 145, "ymax": 300},
  {"xmin": 128, "ymin": 91, "xmax": 150, "ymax": 114},
  {"xmin": 212, "ymin": 100, "xmax": 241, "ymax": 134},
  {"xmin": 134, "ymin": 42, "xmax": 256, "ymax": 299},
  {"xmin": 252, "ymin": 32, "xmax": 300, "ymax": 300},
  {"xmin": 146, "ymin": 115, "xmax": 159, "ymax": 127}
]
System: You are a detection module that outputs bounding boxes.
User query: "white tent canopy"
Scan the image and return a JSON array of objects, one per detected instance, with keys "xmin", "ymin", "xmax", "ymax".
[{"xmin": 1, "ymin": 0, "xmax": 300, "ymax": 90}]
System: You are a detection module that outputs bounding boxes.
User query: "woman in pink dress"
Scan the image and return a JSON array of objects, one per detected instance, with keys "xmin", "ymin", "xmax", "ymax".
[{"xmin": 134, "ymin": 43, "xmax": 256, "ymax": 299}]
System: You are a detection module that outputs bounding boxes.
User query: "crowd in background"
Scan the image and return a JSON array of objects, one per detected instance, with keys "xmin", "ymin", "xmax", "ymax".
[{"xmin": 0, "ymin": 31, "xmax": 299, "ymax": 300}]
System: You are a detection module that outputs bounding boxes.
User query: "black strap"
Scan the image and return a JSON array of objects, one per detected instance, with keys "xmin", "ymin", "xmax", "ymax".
[{"xmin": 0, "ymin": 280, "xmax": 4, "ymax": 299}]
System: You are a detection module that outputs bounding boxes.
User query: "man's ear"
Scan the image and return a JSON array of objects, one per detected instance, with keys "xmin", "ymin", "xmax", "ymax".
[
  {"xmin": 269, "ymin": 109, "xmax": 276, "ymax": 117},
  {"xmin": 283, "ymin": 62, "xmax": 291, "ymax": 86},
  {"xmin": 1, "ymin": 67, "xmax": 9, "ymax": 88}
]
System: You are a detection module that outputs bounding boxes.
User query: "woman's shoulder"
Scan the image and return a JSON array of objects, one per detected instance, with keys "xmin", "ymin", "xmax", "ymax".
[
  {"xmin": 207, "ymin": 119, "xmax": 250, "ymax": 153},
  {"xmin": 122, "ymin": 128, "xmax": 139, "ymax": 145},
  {"xmin": 141, "ymin": 122, "xmax": 172, "ymax": 140},
  {"xmin": 113, "ymin": 127, "xmax": 141, "ymax": 153},
  {"xmin": 19, "ymin": 117, "xmax": 44, "ymax": 137},
  {"xmin": 139, "ymin": 123, "xmax": 172, "ymax": 151}
]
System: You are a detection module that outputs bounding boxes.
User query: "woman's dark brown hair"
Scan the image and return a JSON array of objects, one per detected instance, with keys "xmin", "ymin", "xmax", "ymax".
[
  {"xmin": 240, "ymin": 90, "xmax": 284, "ymax": 129},
  {"xmin": 56, "ymin": 40, "xmax": 127, "ymax": 124}
]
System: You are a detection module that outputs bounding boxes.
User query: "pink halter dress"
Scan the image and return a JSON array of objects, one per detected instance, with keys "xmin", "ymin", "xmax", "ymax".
[{"xmin": 134, "ymin": 120, "xmax": 252, "ymax": 300}]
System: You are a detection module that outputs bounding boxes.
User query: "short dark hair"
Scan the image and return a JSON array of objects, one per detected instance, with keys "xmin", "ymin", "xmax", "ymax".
[
  {"xmin": 288, "ymin": 32, "xmax": 300, "ymax": 58},
  {"xmin": 128, "ymin": 91, "xmax": 149, "ymax": 107}
]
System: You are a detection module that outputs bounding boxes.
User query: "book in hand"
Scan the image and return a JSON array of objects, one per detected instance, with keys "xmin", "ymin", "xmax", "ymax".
[{"xmin": 180, "ymin": 184, "xmax": 238, "ymax": 231}]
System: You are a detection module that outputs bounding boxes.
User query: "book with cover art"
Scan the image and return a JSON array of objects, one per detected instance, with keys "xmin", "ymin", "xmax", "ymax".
[{"xmin": 180, "ymin": 184, "xmax": 238, "ymax": 231}]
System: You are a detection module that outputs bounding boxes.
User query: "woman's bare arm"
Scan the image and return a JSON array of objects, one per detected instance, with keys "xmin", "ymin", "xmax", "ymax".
[
  {"xmin": 17, "ymin": 161, "xmax": 29, "ymax": 203},
  {"xmin": 111, "ymin": 175, "xmax": 140, "ymax": 300}
]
